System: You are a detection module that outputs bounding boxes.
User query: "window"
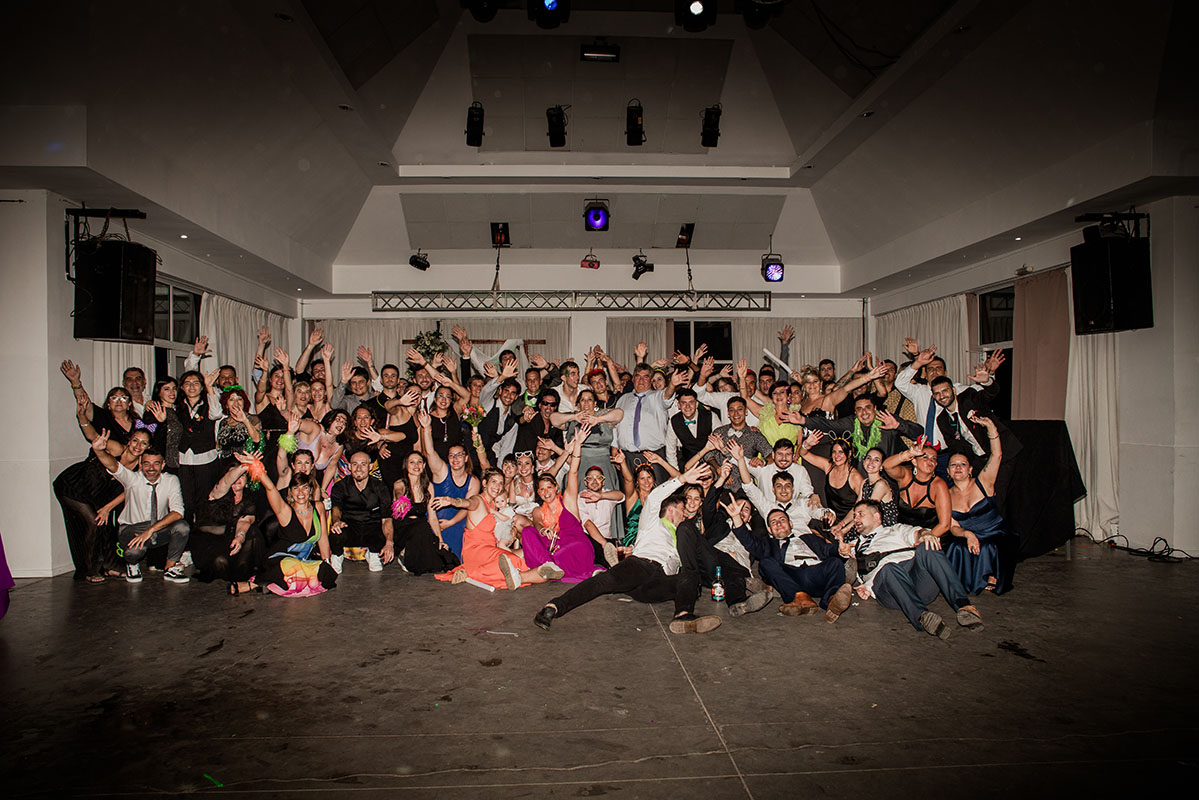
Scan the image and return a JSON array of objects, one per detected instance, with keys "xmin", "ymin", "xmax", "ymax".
[
  {"xmin": 673, "ymin": 320, "xmax": 732, "ymax": 367},
  {"xmin": 153, "ymin": 281, "xmax": 202, "ymax": 382},
  {"xmin": 975, "ymin": 287, "xmax": 1013, "ymax": 419}
]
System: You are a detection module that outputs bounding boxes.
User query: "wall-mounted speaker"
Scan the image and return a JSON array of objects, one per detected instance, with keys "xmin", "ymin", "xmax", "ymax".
[
  {"xmin": 72, "ymin": 239, "xmax": 157, "ymax": 343},
  {"xmin": 1070, "ymin": 231, "xmax": 1153, "ymax": 335}
]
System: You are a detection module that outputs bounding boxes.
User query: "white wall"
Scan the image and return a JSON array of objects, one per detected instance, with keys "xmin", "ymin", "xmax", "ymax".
[{"xmin": 0, "ymin": 189, "xmax": 85, "ymax": 576}]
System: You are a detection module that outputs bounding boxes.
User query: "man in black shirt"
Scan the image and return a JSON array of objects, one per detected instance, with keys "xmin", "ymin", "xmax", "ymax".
[{"xmin": 329, "ymin": 451, "xmax": 394, "ymax": 574}]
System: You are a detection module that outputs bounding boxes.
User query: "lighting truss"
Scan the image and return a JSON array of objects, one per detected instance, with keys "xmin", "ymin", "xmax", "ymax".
[{"xmin": 372, "ymin": 290, "xmax": 772, "ymax": 312}]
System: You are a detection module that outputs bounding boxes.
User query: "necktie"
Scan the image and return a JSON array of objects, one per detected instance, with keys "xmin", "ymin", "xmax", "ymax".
[
  {"xmin": 148, "ymin": 482, "xmax": 159, "ymax": 525},
  {"xmin": 924, "ymin": 399, "xmax": 937, "ymax": 440},
  {"xmin": 633, "ymin": 394, "xmax": 644, "ymax": 449},
  {"xmin": 779, "ymin": 503, "xmax": 791, "ymax": 512},
  {"xmin": 949, "ymin": 411, "xmax": 962, "ymax": 440}
]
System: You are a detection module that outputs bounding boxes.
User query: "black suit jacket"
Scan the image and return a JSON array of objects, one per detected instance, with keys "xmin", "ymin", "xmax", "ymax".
[
  {"xmin": 479, "ymin": 403, "xmax": 518, "ymax": 463},
  {"xmin": 936, "ymin": 390, "xmax": 1022, "ymax": 464}
]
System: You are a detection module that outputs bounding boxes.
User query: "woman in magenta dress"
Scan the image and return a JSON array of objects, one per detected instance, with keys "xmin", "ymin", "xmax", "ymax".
[{"xmin": 520, "ymin": 429, "xmax": 606, "ymax": 584}]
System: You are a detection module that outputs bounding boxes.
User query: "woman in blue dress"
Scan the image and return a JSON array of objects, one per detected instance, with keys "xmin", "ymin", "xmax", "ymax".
[
  {"xmin": 945, "ymin": 412, "xmax": 1015, "ymax": 594},
  {"xmin": 417, "ymin": 407, "xmax": 478, "ymax": 559}
]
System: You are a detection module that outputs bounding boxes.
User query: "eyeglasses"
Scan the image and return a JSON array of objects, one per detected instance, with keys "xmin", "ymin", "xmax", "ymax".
[
  {"xmin": 448, "ymin": 452, "xmax": 467, "ymax": 459},
  {"xmin": 514, "ymin": 451, "xmax": 533, "ymax": 459},
  {"xmin": 540, "ymin": 400, "xmax": 556, "ymax": 407},
  {"xmin": 110, "ymin": 396, "xmax": 131, "ymax": 403}
]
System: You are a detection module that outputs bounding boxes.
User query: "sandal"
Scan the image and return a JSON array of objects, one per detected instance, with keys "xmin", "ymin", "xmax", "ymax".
[
  {"xmin": 984, "ymin": 576, "xmax": 998, "ymax": 592},
  {"xmin": 85, "ymin": 575, "xmax": 106, "ymax": 585},
  {"xmin": 228, "ymin": 580, "xmax": 261, "ymax": 595}
]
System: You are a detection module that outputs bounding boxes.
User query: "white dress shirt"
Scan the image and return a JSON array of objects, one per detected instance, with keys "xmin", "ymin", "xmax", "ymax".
[
  {"xmin": 614, "ymin": 389, "xmax": 673, "ymax": 451},
  {"xmin": 632, "ymin": 477, "xmax": 683, "ymax": 574},
  {"xmin": 855, "ymin": 523, "xmax": 925, "ymax": 596},
  {"xmin": 109, "ymin": 463, "xmax": 185, "ymax": 525},
  {"xmin": 894, "ymin": 366, "xmax": 988, "ymax": 450}
]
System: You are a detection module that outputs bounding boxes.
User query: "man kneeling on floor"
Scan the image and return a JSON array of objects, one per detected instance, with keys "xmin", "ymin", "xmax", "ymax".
[
  {"xmin": 328, "ymin": 451, "xmax": 395, "ymax": 573},
  {"xmin": 534, "ymin": 463, "xmax": 727, "ymax": 634},
  {"xmin": 724, "ymin": 499, "xmax": 852, "ymax": 622},
  {"xmin": 845, "ymin": 499, "xmax": 983, "ymax": 639}
]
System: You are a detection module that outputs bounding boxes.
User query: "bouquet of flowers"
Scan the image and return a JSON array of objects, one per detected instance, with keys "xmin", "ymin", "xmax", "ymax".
[
  {"xmin": 462, "ymin": 405, "xmax": 486, "ymax": 427},
  {"xmin": 392, "ymin": 495, "xmax": 413, "ymax": 519}
]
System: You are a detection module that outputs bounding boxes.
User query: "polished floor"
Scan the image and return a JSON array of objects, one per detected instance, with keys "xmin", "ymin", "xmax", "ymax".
[{"xmin": 2, "ymin": 539, "xmax": 1196, "ymax": 798}]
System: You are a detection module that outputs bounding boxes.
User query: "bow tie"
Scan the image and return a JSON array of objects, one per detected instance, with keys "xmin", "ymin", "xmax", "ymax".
[{"xmin": 134, "ymin": 419, "xmax": 158, "ymax": 434}]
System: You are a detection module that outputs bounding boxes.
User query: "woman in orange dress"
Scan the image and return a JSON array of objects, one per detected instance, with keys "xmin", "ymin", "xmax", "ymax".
[{"xmin": 435, "ymin": 468, "xmax": 561, "ymax": 590}]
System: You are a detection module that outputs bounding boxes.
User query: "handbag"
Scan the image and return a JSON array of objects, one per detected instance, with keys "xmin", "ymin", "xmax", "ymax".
[{"xmin": 858, "ymin": 546, "xmax": 916, "ymax": 575}]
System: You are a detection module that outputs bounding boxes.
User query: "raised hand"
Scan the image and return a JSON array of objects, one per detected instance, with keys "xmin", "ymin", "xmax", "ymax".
[
  {"xmin": 60, "ymin": 360, "xmax": 82, "ymax": 385},
  {"xmin": 671, "ymin": 350, "xmax": 689, "ymax": 365},
  {"xmin": 633, "ymin": 341, "xmax": 648, "ymax": 363},
  {"xmin": 451, "ymin": 324, "xmax": 468, "ymax": 343},
  {"xmin": 852, "ymin": 352, "xmax": 870, "ymax": 371},
  {"xmin": 483, "ymin": 361, "xmax": 498, "ymax": 380},
  {"xmin": 500, "ymin": 358, "xmax": 518, "ymax": 379},
  {"xmin": 903, "ymin": 337, "xmax": 920, "ymax": 356},
  {"xmin": 76, "ymin": 394, "xmax": 91, "ymax": 420},
  {"xmin": 802, "ymin": 429, "xmax": 824, "ymax": 450},
  {"xmin": 308, "ymin": 327, "xmax": 325, "ymax": 347},
  {"xmin": 405, "ymin": 347, "xmax": 426, "ymax": 366},
  {"xmin": 735, "ymin": 359, "xmax": 748, "ymax": 378},
  {"xmin": 719, "ymin": 496, "xmax": 747, "ymax": 522},
  {"xmin": 340, "ymin": 360, "xmax": 353, "ymax": 384},
  {"xmin": 399, "ymin": 387, "xmax": 422, "ymax": 407},
  {"xmin": 876, "ymin": 408, "xmax": 899, "ymax": 430},
  {"xmin": 357, "ymin": 345, "xmax": 373, "ymax": 366},
  {"xmin": 273, "ymin": 347, "xmax": 290, "ymax": 368},
  {"xmin": 913, "ymin": 345, "xmax": 937, "ymax": 367},
  {"xmin": 528, "ymin": 353, "xmax": 548, "ymax": 370},
  {"xmin": 670, "ymin": 368, "xmax": 688, "ymax": 387},
  {"xmin": 205, "ymin": 368, "xmax": 221, "ymax": 389},
  {"xmin": 969, "ymin": 361, "xmax": 991, "ymax": 384},
  {"xmin": 778, "ymin": 324, "xmax": 794, "ymax": 344},
  {"xmin": 537, "ymin": 436, "xmax": 561, "ymax": 454},
  {"xmin": 681, "ymin": 461, "xmax": 712, "ymax": 484},
  {"xmin": 866, "ymin": 361, "xmax": 888, "ymax": 382},
  {"xmin": 718, "ymin": 364, "xmax": 734, "ymax": 380},
  {"xmin": 91, "ymin": 428, "xmax": 111, "ymax": 454},
  {"xmin": 610, "ymin": 449, "xmax": 626, "ymax": 466},
  {"xmin": 361, "ymin": 426, "xmax": 383, "ymax": 445},
  {"xmin": 717, "ymin": 459, "xmax": 733, "ymax": 483},
  {"xmin": 727, "ymin": 438, "xmax": 745, "ymax": 463},
  {"xmin": 415, "ymin": 407, "xmax": 432, "ymax": 429},
  {"xmin": 984, "ymin": 349, "xmax": 1007, "ymax": 374},
  {"xmin": 257, "ymin": 325, "xmax": 271, "ymax": 347},
  {"xmin": 320, "ymin": 343, "xmax": 334, "ymax": 363},
  {"xmin": 146, "ymin": 400, "xmax": 167, "ymax": 423},
  {"xmin": 706, "ymin": 432, "xmax": 725, "ymax": 453},
  {"xmin": 192, "ymin": 335, "xmax": 211, "ymax": 358},
  {"xmin": 254, "ymin": 354, "xmax": 270, "ymax": 373},
  {"xmin": 287, "ymin": 408, "xmax": 302, "ymax": 435}
]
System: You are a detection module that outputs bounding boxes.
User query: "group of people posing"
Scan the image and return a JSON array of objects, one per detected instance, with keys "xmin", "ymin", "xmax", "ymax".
[{"xmin": 53, "ymin": 322, "xmax": 1019, "ymax": 638}]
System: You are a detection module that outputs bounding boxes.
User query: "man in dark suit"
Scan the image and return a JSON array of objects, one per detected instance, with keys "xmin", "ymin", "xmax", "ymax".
[
  {"xmin": 805, "ymin": 395, "xmax": 925, "ymax": 461},
  {"xmin": 666, "ymin": 388, "xmax": 714, "ymax": 470},
  {"xmin": 479, "ymin": 378, "xmax": 521, "ymax": 465},
  {"xmin": 929, "ymin": 375, "xmax": 1022, "ymax": 504}
]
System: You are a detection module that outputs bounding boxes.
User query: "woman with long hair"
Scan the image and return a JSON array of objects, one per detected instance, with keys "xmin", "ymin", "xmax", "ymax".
[
  {"xmin": 946, "ymin": 414, "xmax": 1015, "ymax": 594},
  {"xmin": 612, "ymin": 449, "xmax": 658, "ymax": 550},
  {"xmin": 883, "ymin": 438, "xmax": 952, "ymax": 538},
  {"xmin": 390, "ymin": 450, "xmax": 457, "ymax": 574},
  {"xmin": 175, "ymin": 369, "xmax": 223, "ymax": 524},
  {"xmin": 143, "ymin": 378, "xmax": 183, "ymax": 470},
  {"xmin": 797, "ymin": 431, "xmax": 862, "ymax": 526},
  {"xmin": 191, "ymin": 461, "xmax": 264, "ymax": 587}
]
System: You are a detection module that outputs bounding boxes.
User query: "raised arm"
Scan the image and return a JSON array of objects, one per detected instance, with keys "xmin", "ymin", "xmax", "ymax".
[
  {"xmin": 238, "ymin": 452, "xmax": 291, "ymax": 525},
  {"xmin": 416, "ymin": 407, "xmax": 448, "ymax": 479},
  {"xmin": 295, "ymin": 327, "xmax": 323, "ymax": 374},
  {"xmin": 797, "ymin": 429, "xmax": 831, "ymax": 473},
  {"xmin": 971, "ymin": 412, "xmax": 1002, "ymax": 494},
  {"xmin": 611, "ymin": 449, "xmax": 637, "ymax": 512},
  {"xmin": 823, "ymin": 359, "xmax": 887, "ymax": 411},
  {"xmin": 563, "ymin": 429, "xmax": 584, "ymax": 516}
]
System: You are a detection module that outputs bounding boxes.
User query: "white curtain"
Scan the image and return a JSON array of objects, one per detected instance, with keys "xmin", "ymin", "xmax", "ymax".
[
  {"xmin": 199, "ymin": 293, "xmax": 290, "ymax": 385},
  {"xmin": 91, "ymin": 341, "xmax": 153, "ymax": 397},
  {"xmin": 313, "ymin": 317, "xmax": 570, "ymax": 376},
  {"xmin": 875, "ymin": 294, "xmax": 970, "ymax": 379},
  {"xmin": 731, "ymin": 316, "xmax": 862, "ymax": 375},
  {"xmin": 1064, "ymin": 270, "xmax": 1120, "ymax": 539},
  {"xmin": 606, "ymin": 318, "xmax": 671, "ymax": 367}
]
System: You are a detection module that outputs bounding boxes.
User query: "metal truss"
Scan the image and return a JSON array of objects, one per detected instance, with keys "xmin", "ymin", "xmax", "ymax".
[{"xmin": 372, "ymin": 290, "xmax": 771, "ymax": 313}]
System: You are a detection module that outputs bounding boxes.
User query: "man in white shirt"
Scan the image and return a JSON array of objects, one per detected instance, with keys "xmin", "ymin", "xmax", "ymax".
[
  {"xmin": 894, "ymin": 345, "xmax": 998, "ymax": 456},
  {"xmin": 533, "ymin": 463, "xmax": 721, "ymax": 634},
  {"xmin": 91, "ymin": 432, "xmax": 190, "ymax": 584},
  {"xmin": 576, "ymin": 466, "xmax": 624, "ymax": 566},
  {"xmin": 749, "ymin": 439, "xmax": 815, "ymax": 500},
  {"xmin": 846, "ymin": 499, "xmax": 983, "ymax": 638},
  {"xmin": 614, "ymin": 363, "xmax": 681, "ymax": 482}
]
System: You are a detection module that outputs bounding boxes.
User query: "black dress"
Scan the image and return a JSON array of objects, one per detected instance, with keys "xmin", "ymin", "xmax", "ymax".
[
  {"xmin": 896, "ymin": 474, "xmax": 942, "ymax": 530},
  {"xmin": 256, "ymin": 401, "xmax": 289, "ymax": 482},
  {"xmin": 393, "ymin": 499, "xmax": 457, "ymax": 574},
  {"xmin": 825, "ymin": 468, "xmax": 859, "ymax": 522},
  {"xmin": 379, "ymin": 416, "xmax": 418, "ymax": 491},
  {"xmin": 428, "ymin": 410, "xmax": 463, "ymax": 464},
  {"xmin": 52, "ymin": 452, "xmax": 123, "ymax": 579},
  {"xmin": 190, "ymin": 489, "xmax": 264, "ymax": 583}
]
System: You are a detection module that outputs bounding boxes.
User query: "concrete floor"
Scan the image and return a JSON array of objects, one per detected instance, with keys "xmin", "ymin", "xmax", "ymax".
[{"xmin": 2, "ymin": 540, "xmax": 1196, "ymax": 798}]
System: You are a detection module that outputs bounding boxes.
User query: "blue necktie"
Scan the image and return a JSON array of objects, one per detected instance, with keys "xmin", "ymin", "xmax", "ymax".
[
  {"xmin": 633, "ymin": 394, "xmax": 644, "ymax": 449},
  {"xmin": 924, "ymin": 399, "xmax": 937, "ymax": 441}
]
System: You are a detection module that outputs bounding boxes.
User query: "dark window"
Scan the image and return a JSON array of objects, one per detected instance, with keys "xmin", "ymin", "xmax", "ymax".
[{"xmin": 979, "ymin": 287, "xmax": 1014, "ymax": 346}]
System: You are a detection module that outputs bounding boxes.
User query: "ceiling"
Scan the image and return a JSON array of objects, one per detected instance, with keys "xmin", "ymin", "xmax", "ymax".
[{"xmin": 0, "ymin": 0, "xmax": 1192, "ymax": 302}]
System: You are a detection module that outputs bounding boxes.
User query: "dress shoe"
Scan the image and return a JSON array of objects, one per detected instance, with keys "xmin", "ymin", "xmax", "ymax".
[
  {"xmin": 668, "ymin": 613, "xmax": 722, "ymax": 634},
  {"xmin": 824, "ymin": 583, "xmax": 853, "ymax": 623},
  {"xmin": 729, "ymin": 589, "xmax": 774, "ymax": 618},
  {"xmin": 956, "ymin": 604, "xmax": 984, "ymax": 630},
  {"xmin": 533, "ymin": 605, "xmax": 556, "ymax": 631},
  {"xmin": 779, "ymin": 591, "xmax": 820, "ymax": 617},
  {"xmin": 920, "ymin": 610, "xmax": 951, "ymax": 640}
]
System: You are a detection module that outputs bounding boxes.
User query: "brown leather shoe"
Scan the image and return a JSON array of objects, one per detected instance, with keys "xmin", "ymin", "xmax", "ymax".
[
  {"xmin": 824, "ymin": 583, "xmax": 853, "ymax": 623},
  {"xmin": 779, "ymin": 591, "xmax": 821, "ymax": 617}
]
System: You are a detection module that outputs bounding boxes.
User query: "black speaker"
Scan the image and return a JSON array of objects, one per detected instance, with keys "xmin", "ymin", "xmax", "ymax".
[
  {"xmin": 72, "ymin": 239, "xmax": 157, "ymax": 343},
  {"xmin": 1070, "ymin": 233, "xmax": 1153, "ymax": 335}
]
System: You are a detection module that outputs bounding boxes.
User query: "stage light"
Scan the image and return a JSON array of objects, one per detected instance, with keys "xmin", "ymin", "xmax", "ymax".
[
  {"xmin": 584, "ymin": 199, "xmax": 610, "ymax": 232},
  {"xmin": 676, "ymin": 0, "xmax": 716, "ymax": 32},
  {"xmin": 409, "ymin": 250, "xmax": 430, "ymax": 271},
  {"xmin": 546, "ymin": 105, "xmax": 567, "ymax": 148},
  {"xmin": 462, "ymin": 0, "xmax": 498, "ymax": 24},
  {"xmin": 761, "ymin": 254, "xmax": 784, "ymax": 282},
  {"xmin": 581, "ymin": 249, "xmax": 600, "ymax": 270},
  {"xmin": 632, "ymin": 250, "xmax": 654, "ymax": 280},
  {"xmin": 701, "ymin": 104, "xmax": 721, "ymax": 148},
  {"xmin": 465, "ymin": 101, "xmax": 485, "ymax": 147},
  {"xmin": 626, "ymin": 99, "xmax": 645, "ymax": 146},
  {"xmin": 490, "ymin": 222, "xmax": 511, "ymax": 247},
  {"xmin": 528, "ymin": 0, "xmax": 570, "ymax": 29},
  {"xmin": 676, "ymin": 223, "xmax": 695, "ymax": 249}
]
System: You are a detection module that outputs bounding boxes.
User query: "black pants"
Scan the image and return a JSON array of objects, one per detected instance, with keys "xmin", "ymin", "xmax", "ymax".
[
  {"xmin": 177, "ymin": 460, "xmax": 223, "ymax": 525},
  {"xmin": 329, "ymin": 518, "xmax": 385, "ymax": 555},
  {"xmin": 549, "ymin": 556, "xmax": 698, "ymax": 619},
  {"xmin": 394, "ymin": 517, "xmax": 457, "ymax": 574},
  {"xmin": 53, "ymin": 483, "xmax": 119, "ymax": 579},
  {"xmin": 676, "ymin": 523, "xmax": 750, "ymax": 604}
]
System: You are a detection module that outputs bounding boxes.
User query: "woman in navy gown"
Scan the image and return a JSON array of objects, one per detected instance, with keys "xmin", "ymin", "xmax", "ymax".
[{"xmin": 945, "ymin": 413, "xmax": 1015, "ymax": 594}]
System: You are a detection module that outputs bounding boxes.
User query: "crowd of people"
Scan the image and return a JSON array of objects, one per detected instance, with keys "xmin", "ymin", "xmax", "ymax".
[{"xmin": 53, "ymin": 323, "xmax": 1019, "ymax": 638}]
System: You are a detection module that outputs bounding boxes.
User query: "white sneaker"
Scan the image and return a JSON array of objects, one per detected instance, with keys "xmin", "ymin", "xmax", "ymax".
[
  {"xmin": 178, "ymin": 551, "xmax": 193, "ymax": 568},
  {"xmin": 366, "ymin": 551, "xmax": 383, "ymax": 572},
  {"xmin": 163, "ymin": 565, "xmax": 189, "ymax": 584},
  {"xmin": 125, "ymin": 562, "xmax": 143, "ymax": 583},
  {"xmin": 498, "ymin": 555, "xmax": 521, "ymax": 590},
  {"xmin": 330, "ymin": 554, "xmax": 344, "ymax": 574}
]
